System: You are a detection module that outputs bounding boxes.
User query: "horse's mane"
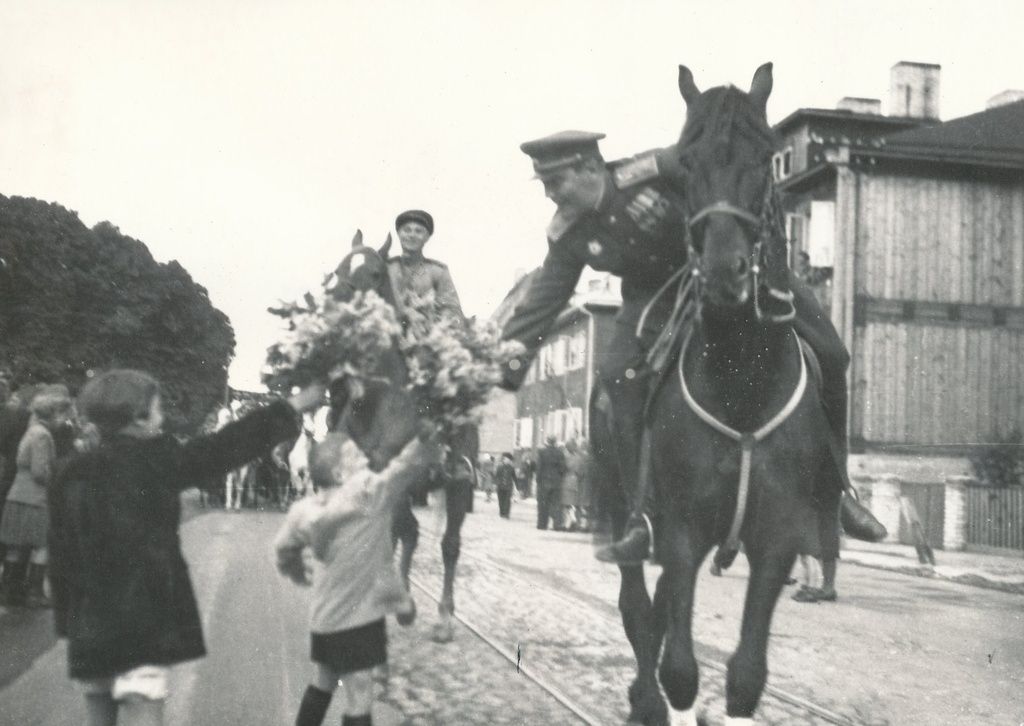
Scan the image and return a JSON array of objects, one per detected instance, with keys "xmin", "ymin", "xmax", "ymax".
[{"xmin": 678, "ymin": 85, "xmax": 778, "ymax": 161}]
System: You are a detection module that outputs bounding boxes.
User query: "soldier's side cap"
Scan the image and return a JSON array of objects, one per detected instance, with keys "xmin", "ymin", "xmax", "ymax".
[
  {"xmin": 520, "ymin": 130, "xmax": 606, "ymax": 177},
  {"xmin": 395, "ymin": 209, "xmax": 433, "ymax": 235}
]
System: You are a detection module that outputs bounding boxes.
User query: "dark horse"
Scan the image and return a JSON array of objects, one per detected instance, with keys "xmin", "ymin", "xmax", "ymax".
[
  {"xmin": 327, "ymin": 230, "xmax": 478, "ymax": 643},
  {"xmin": 601, "ymin": 64, "xmax": 845, "ymax": 725}
]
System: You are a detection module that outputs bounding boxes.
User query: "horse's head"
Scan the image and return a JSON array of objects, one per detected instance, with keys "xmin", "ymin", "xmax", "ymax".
[
  {"xmin": 326, "ymin": 371, "xmax": 418, "ymax": 472},
  {"xmin": 675, "ymin": 63, "xmax": 787, "ymax": 318},
  {"xmin": 330, "ymin": 229, "xmax": 397, "ymax": 306}
]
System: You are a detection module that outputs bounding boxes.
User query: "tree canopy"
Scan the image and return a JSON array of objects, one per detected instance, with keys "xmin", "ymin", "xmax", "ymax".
[{"xmin": 0, "ymin": 194, "xmax": 235, "ymax": 432}]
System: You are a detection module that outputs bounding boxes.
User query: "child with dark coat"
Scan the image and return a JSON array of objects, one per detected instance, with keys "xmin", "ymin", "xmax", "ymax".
[{"xmin": 48, "ymin": 369, "xmax": 324, "ymax": 726}]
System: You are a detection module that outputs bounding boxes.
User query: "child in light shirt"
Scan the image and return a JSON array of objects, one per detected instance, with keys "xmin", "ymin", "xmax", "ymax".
[{"xmin": 275, "ymin": 426, "xmax": 440, "ymax": 726}]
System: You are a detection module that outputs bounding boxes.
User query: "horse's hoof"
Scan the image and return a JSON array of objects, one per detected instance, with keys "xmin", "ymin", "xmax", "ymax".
[
  {"xmin": 626, "ymin": 688, "xmax": 668, "ymax": 726},
  {"xmin": 396, "ymin": 599, "xmax": 417, "ymax": 626},
  {"xmin": 430, "ymin": 620, "xmax": 455, "ymax": 643}
]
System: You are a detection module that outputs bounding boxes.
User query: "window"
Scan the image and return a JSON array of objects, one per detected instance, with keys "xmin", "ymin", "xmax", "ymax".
[
  {"xmin": 525, "ymin": 358, "xmax": 537, "ymax": 384},
  {"xmin": 515, "ymin": 417, "xmax": 533, "ymax": 449},
  {"xmin": 537, "ymin": 347, "xmax": 548, "ymax": 381},
  {"xmin": 807, "ymin": 201, "xmax": 835, "ymax": 267},
  {"xmin": 551, "ymin": 337, "xmax": 567, "ymax": 375},
  {"xmin": 772, "ymin": 147, "xmax": 793, "ymax": 181},
  {"xmin": 786, "ymin": 213, "xmax": 807, "ymax": 271},
  {"xmin": 568, "ymin": 331, "xmax": 587, "ymax": 370}
]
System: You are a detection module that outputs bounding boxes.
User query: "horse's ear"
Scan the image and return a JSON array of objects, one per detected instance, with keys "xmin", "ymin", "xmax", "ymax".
[
  {"xmin": 748, "ymin": 63, "xmax": 773, "ymax": 113},
  {"xmin": 352, "ymin": 229, "xmax": 364, "ymax": 249},
  {"xmin": 678, "ymin": 65, "xmax": 700, "ymax": 106},
  {"xmin": 379, "ymin": 233, "xmax": 392, "ymax": 259}
]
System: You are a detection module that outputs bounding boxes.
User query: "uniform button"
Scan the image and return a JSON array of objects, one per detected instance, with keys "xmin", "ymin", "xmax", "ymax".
[
  {"xmin": 608, "ymin": 215, "xmax": 617, "ymax": 224},
  {"xmin": 629, "ymin": 238, "xmax": 637, "ymax": 246},
  {"xmin": 649, "ymin": 255, "xmax": 659, "ymax": 262}
]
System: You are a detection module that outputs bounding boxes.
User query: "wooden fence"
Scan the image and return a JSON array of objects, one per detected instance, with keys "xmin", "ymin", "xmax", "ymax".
[{"xmin": 964, "ymin": 486, "xmax": 1024, "ymax": 552}]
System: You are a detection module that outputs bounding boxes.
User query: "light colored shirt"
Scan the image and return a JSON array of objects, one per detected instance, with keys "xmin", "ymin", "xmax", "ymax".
[{"xmin": 274, "ymin": 436, "xmax": 438, "ymax": 633}]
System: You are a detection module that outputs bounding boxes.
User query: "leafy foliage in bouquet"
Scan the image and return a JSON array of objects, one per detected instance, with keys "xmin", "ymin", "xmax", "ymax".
[
  {"xmin": 263, "ymin": 290, "xmax": 401, "ymax": 392},
  {"xmin": 399, "ymin": 289, "xmax": 524, "ymax": 429}
]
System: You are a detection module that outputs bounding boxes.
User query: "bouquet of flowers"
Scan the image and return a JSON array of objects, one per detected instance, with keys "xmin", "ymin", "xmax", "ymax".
[
  {"xmin": 264, "ymin": 290, "xmax": 402, "ymax": 391},
  {"xmin": 398, "ymin": 289, "xmax": 524, "ymax": 428},
  {"xmin": 263, "ymin": 287, "xmax": 524, "ymax": 430}
]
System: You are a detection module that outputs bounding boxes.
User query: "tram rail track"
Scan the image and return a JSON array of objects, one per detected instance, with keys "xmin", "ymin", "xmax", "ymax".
[{"xmin": 413, "ymin": 530, "xmax": 864, "ymax": 726}]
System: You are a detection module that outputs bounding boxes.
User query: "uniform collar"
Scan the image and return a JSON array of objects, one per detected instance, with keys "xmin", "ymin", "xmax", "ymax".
[{"xmin": 400, "ymin": 251, "xmax": 425, "ymax": 264}]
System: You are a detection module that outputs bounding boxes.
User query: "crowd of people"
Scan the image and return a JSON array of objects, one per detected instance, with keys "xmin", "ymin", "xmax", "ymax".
[{"xmin": 476, "ymin": 436, "xmax": 594, "ymax": 532}]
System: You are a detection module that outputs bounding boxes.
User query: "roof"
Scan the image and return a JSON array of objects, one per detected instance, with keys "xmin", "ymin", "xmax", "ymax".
[
  {"xmin": 773, "ymin": 107, "xmax": 926, "ymax": 137},
  {"xmin": 871, "ymin": 99, "xmax": 1024, "ymax": 170}
]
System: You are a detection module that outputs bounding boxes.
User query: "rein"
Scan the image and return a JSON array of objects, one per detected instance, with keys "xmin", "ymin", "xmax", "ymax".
[{"xmin": 677, "ymin": 325, "xmax": 808, "ymax": 560}]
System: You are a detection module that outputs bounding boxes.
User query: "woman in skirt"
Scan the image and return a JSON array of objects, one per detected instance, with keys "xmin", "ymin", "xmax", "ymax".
[{"xmin": 0, "ymin": 384, "xmax": 72, "ymax": 607}]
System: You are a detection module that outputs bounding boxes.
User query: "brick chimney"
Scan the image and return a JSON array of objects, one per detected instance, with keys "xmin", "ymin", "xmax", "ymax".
[{"xmin": 889, "ymin": 61, "xmax": 940, "ymax": 120}]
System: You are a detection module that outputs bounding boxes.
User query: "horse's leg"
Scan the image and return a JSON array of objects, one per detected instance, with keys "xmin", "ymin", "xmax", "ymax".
[
  {"xmin": 432, "ymin": 465, "xmax": 472, "ymax": 643},
  {"xmin": 658, "ymin": 527, "xmax": 711, "ymax": 724},
  {"xmin": 390, "ymin": 495, "xmax": 419, "ymax": 591},
  {"xmin": 619, "ymin": 564, "xmax": 668, "ymax": 726},
  {"xmin": 725, "ymin": 543, "xmax": 796, "ymax": 720}
]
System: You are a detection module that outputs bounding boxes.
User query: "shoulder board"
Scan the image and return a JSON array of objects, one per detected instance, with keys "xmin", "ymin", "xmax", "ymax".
[{"xmin": 611, "ymin": 152, "xmax": 660, "ymax": 189}]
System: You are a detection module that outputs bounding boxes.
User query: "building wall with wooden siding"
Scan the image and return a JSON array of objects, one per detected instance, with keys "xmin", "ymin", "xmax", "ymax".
[
  {"xmin": 846, "ymin": 168, "xmax": 1024, "ymax": 448},
  {"xmin": 853, "ymin": 172, "xmax": 1024, "ymax": 304},
  {"xmin": 852, "ymin": 322, "xmax": 1024, "ymax": 446}
]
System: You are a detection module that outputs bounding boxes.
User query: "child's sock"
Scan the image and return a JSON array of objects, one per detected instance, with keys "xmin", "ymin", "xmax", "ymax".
[
  {"xmin": 296, "ymin": 685, "xmax": 333, "ymax": 726},
  {"xmin": 341, "ymin": 715, "xmax": 371, "ymax": 726}
]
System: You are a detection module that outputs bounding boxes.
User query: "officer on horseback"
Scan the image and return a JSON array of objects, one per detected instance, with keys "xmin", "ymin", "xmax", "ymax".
[{"xmin": 498, "ymin": 130, "xmax": 884, "ymax": 565}]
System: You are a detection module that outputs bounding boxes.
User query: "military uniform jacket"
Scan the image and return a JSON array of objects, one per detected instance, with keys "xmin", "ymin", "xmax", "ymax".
[
  {"xmin": 501, "ymin": 149, "xmax": 689, "ymax": 388},
  {"xmin": 387, "ymin": 254, "xmax": 464, "ymax": 321}
]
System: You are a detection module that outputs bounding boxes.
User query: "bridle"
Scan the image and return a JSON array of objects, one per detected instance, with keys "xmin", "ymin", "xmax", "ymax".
[{"xmin": 684, "ymin": 170, "xmax": 795, "ymax": 324}]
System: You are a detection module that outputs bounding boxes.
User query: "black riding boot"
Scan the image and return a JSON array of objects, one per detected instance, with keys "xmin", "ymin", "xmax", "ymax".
[
  {"xmin": 595, "ymin": 430, "xmax": 655, "ymax": 566},
  {"xmin": 821, "ymin": 381, "xmax": 887, "ymax": 543}
]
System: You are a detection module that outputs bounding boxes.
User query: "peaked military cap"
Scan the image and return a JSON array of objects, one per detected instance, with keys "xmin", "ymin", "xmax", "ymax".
[
  {"xmin": 520, "ymin": 130, "xmax": 606, "ymax": 177},
  {"xmin": 395, "ymin": 209, "xmax": 434, "ymax": 235}
]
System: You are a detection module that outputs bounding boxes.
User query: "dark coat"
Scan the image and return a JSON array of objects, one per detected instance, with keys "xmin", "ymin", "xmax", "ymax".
[
  {"xmin": 49, "ymin": 399, "xmax": 298, "ymax": 680},
  {"xmin": 494, "ymin": 461, "xmax": 517, "ymax": 493},
  {"xmin": 535, "ymin": 445, "xmax": 567, "ymax": 491}
]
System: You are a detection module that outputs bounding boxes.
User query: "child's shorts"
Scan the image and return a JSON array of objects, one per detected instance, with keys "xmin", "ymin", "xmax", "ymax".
[
  {"xmin": 78, "ymin": 665, "xmax": 170, "ymax": 702},
  {"xmin": 311, "ymin": 618, "xmax": 387, "ymax": 675}
]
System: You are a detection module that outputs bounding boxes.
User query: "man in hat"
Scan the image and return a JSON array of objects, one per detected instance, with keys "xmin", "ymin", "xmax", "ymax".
[
  {"xmin": 498, "ymin": 130, "xmax": 884, "ymax": 564},
  {"xmin": 387, "ymin": 209, "xmax": 464, "ymax": 323},
  {"xmin": 535, "ymin": 436, "xmax": 567, "ymax": 530}
]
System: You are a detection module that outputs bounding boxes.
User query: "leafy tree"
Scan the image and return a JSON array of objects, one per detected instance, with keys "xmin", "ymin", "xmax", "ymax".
[{"xmin": 0, "ymin": 194, "xmax": 235, "ymax": 432}]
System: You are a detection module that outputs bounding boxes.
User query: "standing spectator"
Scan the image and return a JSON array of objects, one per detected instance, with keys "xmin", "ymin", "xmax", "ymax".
[
  {"xmin": 494, "ymin": 453, "xmax": 518, "ymax": 519},
  {"xmin": 478, "ymin": 454, "xmax": 494, "ymax": 502},
  {"xmin": 0, "ymin": 383, "xmax": 34, "ymax": 536},
  {"xmin": 0, "ymin": 384, "xmax": 72, "ymax": 607},
  {"xmin": 561, "ymin": 439, "xmax": 586, "ymax": 531},
  {"xmin": 517, "ymin": 455, "xmax": 536, "ymax": 499},
  {"xmin": 535, "ymin": 437, "xmax": 567, "ymax": 531},
  {"xmin": 575, "ymin": 440, "xmax": 594, "ymax": 532}
]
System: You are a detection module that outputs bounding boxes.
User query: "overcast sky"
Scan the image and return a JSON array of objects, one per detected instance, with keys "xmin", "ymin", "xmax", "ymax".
[{"xmin": 2, "ymin": 0, "xmax": 1022, "ymax": 389}]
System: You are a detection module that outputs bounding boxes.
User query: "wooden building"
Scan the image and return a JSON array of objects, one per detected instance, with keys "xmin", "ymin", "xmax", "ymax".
[{"xmin": 775, "ymin": 63, "xmax": 1024, "ymax": 454}]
